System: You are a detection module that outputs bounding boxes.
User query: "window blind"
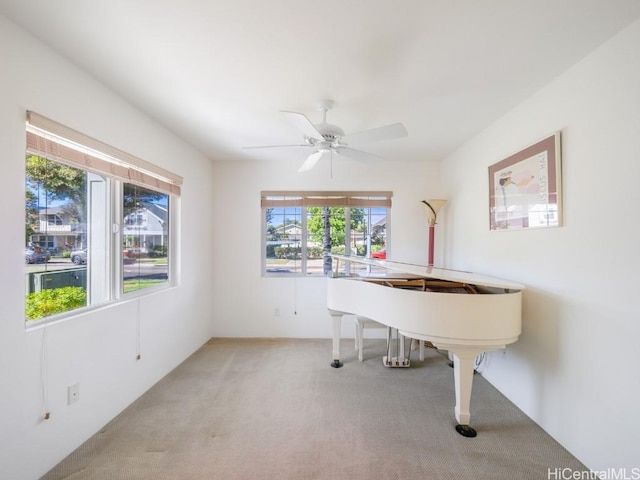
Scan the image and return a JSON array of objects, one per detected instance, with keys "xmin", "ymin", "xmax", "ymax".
[
  {"xmin": 261, "ymin": 191, "xmax": 392, "ymax": 208},
  {"xmin": 26, "ymin": 111, "xmax": 182, "ymax": 196}
]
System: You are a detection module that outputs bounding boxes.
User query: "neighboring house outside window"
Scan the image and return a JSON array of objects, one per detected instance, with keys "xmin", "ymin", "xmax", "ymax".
[{"xmin": 29, "ymin": 207, "xmax": 84, "ymax": 253}]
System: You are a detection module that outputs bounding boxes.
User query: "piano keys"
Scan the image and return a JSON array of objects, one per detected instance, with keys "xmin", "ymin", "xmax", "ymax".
[{"xmin": 327, "ymin": 254, "xmax": 525, "ymax": 437}]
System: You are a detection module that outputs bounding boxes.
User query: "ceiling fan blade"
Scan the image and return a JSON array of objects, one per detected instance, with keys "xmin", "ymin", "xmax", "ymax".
[
  {"xmin": 341, "ymin": 122, "xmax": 408, "ymax": 145},
  {"xmin": 335, "ymin": 146, "xmax": 384, "ymax": 163},
  {"xmin": 242, "ymin": 144, "xmax": 309, "ymax": 149},
  {"xmin": 298, "ymin": 151, "xmax": 326, "ymax": 172},
  {"xmin": 281, "ymin": 111, "xmax": 326, "ymax": 141}
]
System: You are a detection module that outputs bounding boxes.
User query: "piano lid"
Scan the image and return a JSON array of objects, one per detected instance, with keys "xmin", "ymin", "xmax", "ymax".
[{"xmin": 329, "ymin": 254, "xmax": 526, "ymax": 291}]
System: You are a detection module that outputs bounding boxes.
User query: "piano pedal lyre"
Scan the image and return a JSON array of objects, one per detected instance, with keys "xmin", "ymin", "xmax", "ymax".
[{"xmin": 383, "ymin": 328, "xmax": 411, "ymax": 368}]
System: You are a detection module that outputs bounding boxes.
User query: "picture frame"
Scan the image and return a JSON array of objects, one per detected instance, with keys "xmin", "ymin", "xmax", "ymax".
[{"xmin": 488, "ymin": 132, "xmax": 562, "ymax": 231}]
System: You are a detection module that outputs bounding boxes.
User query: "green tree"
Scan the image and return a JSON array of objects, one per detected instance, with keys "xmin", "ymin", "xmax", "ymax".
[
  {"xmin": 25, "ymin": 188, "xmax": 38, "ymax": 244},
  {"xmin": 25, "ymin": 155, "xmax": 87, "ymax": 245},
  {"xmin": 307, "ymin": 207, "xmax": 364, "ymax": 246},
  {"xmin": 26, "ymin": 155, "xmax": 86, "ymax": 205},
  {"xmin": 122, "ymin": 184, "xmax": 167, "ymax": 217},
  {"xmin": 307, "ymin": 207, "xmax": 364, "ymax": 274}
]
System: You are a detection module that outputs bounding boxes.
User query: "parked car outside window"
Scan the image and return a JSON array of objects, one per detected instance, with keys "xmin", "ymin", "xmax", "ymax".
[
  {"xmin": 25, "ymin": 247, "xmax": 50, "ymax": 264},
  {"xmin": 70, "ymin": 249, "xmax": 87, "ymax": 265},
  {"xmin": 371, "ymin": 248, "xmax": 386, "ymax": 259}
]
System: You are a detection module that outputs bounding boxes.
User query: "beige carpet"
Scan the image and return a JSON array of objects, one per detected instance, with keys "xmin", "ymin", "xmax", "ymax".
[{"xmin": 43, "ymin": 338, "xmax": 588, "ymax": 479}]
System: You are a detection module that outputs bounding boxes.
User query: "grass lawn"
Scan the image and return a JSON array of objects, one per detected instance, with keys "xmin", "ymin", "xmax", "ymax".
[{"xmin": 123, "ymin": 278, "xmax": 166, "ymax": 293}]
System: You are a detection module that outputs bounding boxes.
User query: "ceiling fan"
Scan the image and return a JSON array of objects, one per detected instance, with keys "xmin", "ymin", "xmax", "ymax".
[{"xmin": 243, "ymin": 99, "xmax": 408, "ymax": 172}]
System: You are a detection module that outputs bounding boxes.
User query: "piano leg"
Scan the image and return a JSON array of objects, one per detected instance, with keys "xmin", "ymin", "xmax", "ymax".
[
  {"xmin": 330, "ymin": 311, "xmax": 343, "ymax": 368},
  {"xmin": 449, "ymin": 347, "xmax": 486, "ymax": 438}
]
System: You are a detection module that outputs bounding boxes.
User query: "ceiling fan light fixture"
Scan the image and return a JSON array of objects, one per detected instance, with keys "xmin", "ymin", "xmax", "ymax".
[
  {"xmin": 316, "ymin": 123, "xmax": 345, "ymax": 140},
  {"xmin": 243, "ymin": 99, "xmax": 408, "ymax": 172}
]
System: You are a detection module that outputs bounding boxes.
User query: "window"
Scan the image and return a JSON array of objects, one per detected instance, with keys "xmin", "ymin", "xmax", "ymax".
[
  {"xmin": 24, "ymin": 112, "xmax": 182, "ymax": 325},
  {"xmin": 47, "ymin": 214, "xmax": 63, "ymax": 226},
  {"xmin": 262, "ymin": 191, "xmax": 391, "ymax": 276}
]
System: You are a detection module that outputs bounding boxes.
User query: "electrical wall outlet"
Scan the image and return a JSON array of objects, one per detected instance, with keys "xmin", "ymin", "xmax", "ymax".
[{"xmin": 67, "ymin": 382, "xmax": 79, "ymax": 405}]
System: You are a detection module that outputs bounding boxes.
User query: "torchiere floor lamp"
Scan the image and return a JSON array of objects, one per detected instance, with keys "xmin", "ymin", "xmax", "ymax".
[{"xmin": 421, "ymin": 199, "xmax": 447, "ymax": 267}]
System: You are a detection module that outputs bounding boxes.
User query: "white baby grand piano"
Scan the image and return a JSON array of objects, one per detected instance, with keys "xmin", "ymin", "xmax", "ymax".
[{"xmin": 327, "ymin": 255, "xmax": 525, "ymax": 437}]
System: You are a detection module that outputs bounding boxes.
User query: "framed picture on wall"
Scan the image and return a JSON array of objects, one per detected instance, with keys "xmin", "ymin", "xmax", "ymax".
[{"xmin": 488, "ymin": 132, "xmax": 562, "ymax": 231}]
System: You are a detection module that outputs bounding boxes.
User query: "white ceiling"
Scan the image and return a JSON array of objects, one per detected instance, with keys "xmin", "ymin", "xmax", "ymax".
[{"xmin": 2, "ymin": 0, "xmax": 640, "ymax": 167}]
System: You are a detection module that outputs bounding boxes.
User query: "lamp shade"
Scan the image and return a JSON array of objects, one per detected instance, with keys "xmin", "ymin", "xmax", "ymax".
[{"xmin": 422, "ymin": 199, "xmax": 447, "ymax": 225}]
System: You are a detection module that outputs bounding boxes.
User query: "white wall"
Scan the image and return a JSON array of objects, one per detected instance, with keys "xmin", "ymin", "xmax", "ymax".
[
  {"xmin": 0, "ymin": 16, "xmax": 215, "ymax": 479},
  {"xmin": 211, "ymin": 156, "xmax": 442, "ymax": 339},
  {"xmin": 441, "ymin": 19, "xmax": 640, "ymax": 471}
]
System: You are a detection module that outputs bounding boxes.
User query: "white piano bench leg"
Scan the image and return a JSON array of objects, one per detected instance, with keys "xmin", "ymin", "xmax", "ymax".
[
  {"xmin": 354, "ymin": 316, "xmax": 386, "ymax": 362},
  {"xmin": 357, "ymin": 319, "xmax": 363, "ymax": 362},
  {"xmin": 410, "ymin": 339, "xmax": 425, "ymax": 361}
]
